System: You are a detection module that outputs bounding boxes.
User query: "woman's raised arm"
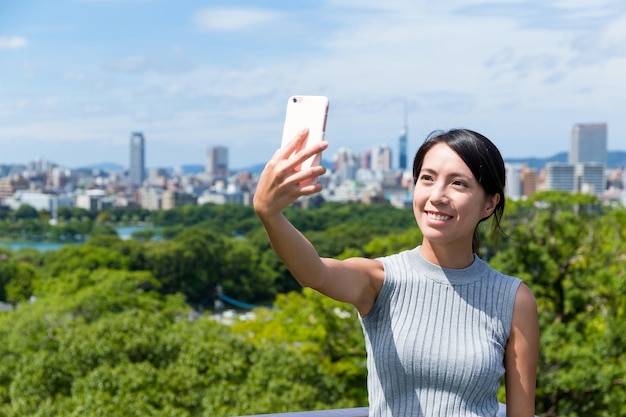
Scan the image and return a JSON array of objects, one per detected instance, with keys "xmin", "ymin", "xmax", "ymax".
[{"xmin": 253, "ymin": 129, "xmax": 383, "ymax": 316}]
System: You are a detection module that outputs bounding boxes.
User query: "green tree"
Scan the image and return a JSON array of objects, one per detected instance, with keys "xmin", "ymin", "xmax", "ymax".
[
  {"xmin": 14, "ymin": 205, "xmax": 39, "ymax": 221},
  {"xmin": 42, "ymin": 244, "xmax": 129, "ymax": 277},
  {"xmin": 88, "ymin": 224, "xmax": 118, "ymax": 239},
  {"xmin": 490, "ymin": 192, "xmax": 625, "ymax": 415},
  {"xmin": 0, "ymin": 265, "xmax": 357, "ymax": 417},
  {"xmin": 232, "ymin": 289, "xmax": 368, "ymax": 407}
]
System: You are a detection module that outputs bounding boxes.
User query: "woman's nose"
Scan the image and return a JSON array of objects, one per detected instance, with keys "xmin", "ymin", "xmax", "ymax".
[{"xmin": 429, "ymin": 183, "xmax": 448, "ymax": 204}]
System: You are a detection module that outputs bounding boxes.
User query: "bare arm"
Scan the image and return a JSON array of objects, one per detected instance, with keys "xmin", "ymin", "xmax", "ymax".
[
  {"xmin": 505, "ymin": 283, "xmax": 540, "ymax": 417},
  {"xmin": 253, "ymin": 129, "xmax": 383, "ymax": 316}
]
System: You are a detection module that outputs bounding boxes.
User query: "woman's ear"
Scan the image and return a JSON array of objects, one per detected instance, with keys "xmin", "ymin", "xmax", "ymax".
[{"xmin": 485, "ymin": 193, "xmax": 501, "ymax": 213}]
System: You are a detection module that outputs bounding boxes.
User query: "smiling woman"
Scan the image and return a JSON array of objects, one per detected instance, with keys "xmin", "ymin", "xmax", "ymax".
[
  {"xmin": 253, "ymin": 127, "xmax": 539, "ymax": 417},
  {"xmin": 411, "ymin": 129, "xmax": 506, "ymax": 260}
]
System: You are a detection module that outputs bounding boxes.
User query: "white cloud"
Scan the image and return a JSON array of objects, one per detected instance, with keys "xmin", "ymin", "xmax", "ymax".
[
  {"xmin": 64, "ymin": 72, "xmax": 87, "ymax": 81},
  {"xmin": 105, "ymin": 55, "xmax": 147, "ymax": 72},
  {"xmin": 599, "ymin": 12, "xmax": 626, "ymax": 50},
  {"xmin": 3, "ymin": 0, "xmax": 625, "ymax": 166},
  {"xmin": 193, "ymin": 7, "xmax": 283, "ymax": 32},
  {"xmin": 0, "ymin": 36, "xmax": 29, "ymax": 49}
]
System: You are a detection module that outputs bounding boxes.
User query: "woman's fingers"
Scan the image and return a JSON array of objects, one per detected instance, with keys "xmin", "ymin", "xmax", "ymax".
[
  {"xmin": 275, "ymin": 128, "xmax": 310, "ymax": 160},
  {"xmin": 286, "ymin": 164, "xmax": 327, "ymax": 187},
  {"xmin": 274, "ymin": 128, "xmax": 328, "ymax": 170},
  {"xmin": 255, "ymin": 127, "xmax": 327, "ymax": 215}
]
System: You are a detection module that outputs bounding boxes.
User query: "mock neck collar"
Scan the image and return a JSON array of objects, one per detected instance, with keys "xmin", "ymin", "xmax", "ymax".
[{"xmin": 408, "ymin": 246, "xmax": 487, "ymax": 285}]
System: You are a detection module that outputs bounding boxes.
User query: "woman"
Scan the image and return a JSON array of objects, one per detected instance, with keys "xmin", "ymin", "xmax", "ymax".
[{"xmin": 253, "ymin": 128, "xmax": 539, "ymax": 417}]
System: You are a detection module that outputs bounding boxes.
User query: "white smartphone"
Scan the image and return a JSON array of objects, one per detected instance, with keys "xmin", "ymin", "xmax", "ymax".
[{"xmin": 280, "ymin": 95, "xmax": 329, "ymax": 173}]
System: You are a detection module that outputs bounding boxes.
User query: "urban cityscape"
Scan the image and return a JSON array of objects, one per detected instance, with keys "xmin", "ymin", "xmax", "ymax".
[{"xmin": 0, "ymin": 122, "xmax": 624, "ymax": 217}]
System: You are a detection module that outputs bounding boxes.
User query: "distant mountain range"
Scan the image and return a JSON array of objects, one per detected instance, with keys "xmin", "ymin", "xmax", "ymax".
[
  {"xmin": 78, "ymin": 163, "xmax": 207, "ymax": 174},
  {"xmin": 79, "ymin": 151, "xmax": 626, "ymax": 175},
  {"xmin": 504, "ymin": 151, "xmax": 626, "ymax": 171}
]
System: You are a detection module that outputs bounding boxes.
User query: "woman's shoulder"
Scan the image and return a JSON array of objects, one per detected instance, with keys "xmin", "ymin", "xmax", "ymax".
[
  {"xmin": 376, "ymin": 246, "xmax": 421, "ymax": 265},
  {"xmin": 479, "ymin": 257, "xmax": 523, "ymax": 286}
]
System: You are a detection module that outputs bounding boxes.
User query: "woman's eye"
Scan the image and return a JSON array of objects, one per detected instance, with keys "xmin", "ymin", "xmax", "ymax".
[{"xmin": 420, "ymin": 175, "xmax": 433, "ymax": 181}]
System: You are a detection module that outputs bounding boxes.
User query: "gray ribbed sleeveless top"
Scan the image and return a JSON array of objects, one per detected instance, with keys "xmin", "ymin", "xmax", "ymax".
[{"xmin": 360, "ymin": 246, "xmax": 521, "ymax": 417}]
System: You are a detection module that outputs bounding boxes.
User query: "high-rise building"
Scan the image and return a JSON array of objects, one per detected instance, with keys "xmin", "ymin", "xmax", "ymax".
[
  {"xmin": 206, "ymin": 146, "xmax": 229, "ymax": 181},
  {"xmin": 361, "ymin": 150, "xmax": 372, "ymax": 170},
  {"xmin": 148, "ymin": 168, "xmax": 169, "ymax": 188},
  {"xmin": 569, "ymin": 123, "xmax": 607, "ymax": 164},
  {"xmin": 505, "ymin": 164, "xmax": 523, "ymax": 200},
  {"xmin": 546, "ymin": 163, "xmax": 576, "ymax": 192},
  {"xmin": 398, "ymin": 127, "xmax": 408, "ymax": 171},
  {"xmin": 129, "ymin": 132, "xmax": 145, "ymax": 187},
  {"xmin": 372, "ymin": 145, "xmax": 392, "ymax": 172},
  {"xmin": 575, "ymin": 163, "xmax": 606, "ymax": 195},
  {"xmin": 334, "ymin": 147, "xmax": 359, "ymax": 181},
  {"xmin": 398, "ymin": 102, "xmax": 408, "ymax": 171},
  {"xmin": 0, "ymin": 176, "xmax": 30, "ymax": 200},
  {"xmin": 520, "ymin": 166, "xmax": 538, "ymax": 197},
  {"xmin": 569, "ymin": 123, "xmax": 608, "ymax": 195}
]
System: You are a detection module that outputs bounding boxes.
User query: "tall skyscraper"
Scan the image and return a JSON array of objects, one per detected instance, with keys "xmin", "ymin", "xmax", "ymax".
[
  {"xmin": 129, "ymin": 132, "xmax": 145, "ymax": 187},
  {"xmin": 398, "ymin": 127, "xmax": 408, "ymax": 171},
  {"xmin": 569, "ymin": 123, "xmax": 608, "ymax": 195},
  {"xmin": 398, "ymin": 103, "xmax": 408, "ymax": 170},
  {"xmin": 206, "ymin": 146, "xmax": 229, "ymax": 181},
  {"xmin": 569, "ymin": 123, "xmax": 607, "ymax": 164}
]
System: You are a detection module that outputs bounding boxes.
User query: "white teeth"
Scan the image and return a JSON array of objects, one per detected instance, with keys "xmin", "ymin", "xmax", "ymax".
[{"xmin": 427, "ymin": 212, "xmax": 452, "ymax": 221}]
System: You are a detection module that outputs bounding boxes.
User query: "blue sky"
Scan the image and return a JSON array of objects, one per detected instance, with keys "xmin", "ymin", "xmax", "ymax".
[{"xmin": 1, "ymin": 0, "xmax": 625, "ymax": 170}]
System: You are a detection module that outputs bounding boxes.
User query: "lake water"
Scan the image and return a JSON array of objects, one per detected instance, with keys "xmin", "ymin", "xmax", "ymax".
[{"xmin": 0, "ymin": 225, "xmax": 150, "ymax": 252}]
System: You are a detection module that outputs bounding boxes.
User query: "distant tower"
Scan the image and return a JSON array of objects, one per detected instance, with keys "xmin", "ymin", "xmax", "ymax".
[
  {"xmin": 129, "ymin": 132, "xmax": 145, "ymax": 187},
  {"xmin": 569, "ymin": 123, "xmax": 607, "ymax": 164},
  {"xmin": 206, "ymin": 146, "xmax": 229, "ymax": 181},
  {"xmin": 398, "ymin": 102, "xmax": 408, "ymax": 170}
]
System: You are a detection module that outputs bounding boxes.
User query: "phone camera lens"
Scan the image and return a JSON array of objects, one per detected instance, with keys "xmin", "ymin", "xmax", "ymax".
[{"xmin": 292, "ymin": 97, "xmax": 298, "ymax": 103}]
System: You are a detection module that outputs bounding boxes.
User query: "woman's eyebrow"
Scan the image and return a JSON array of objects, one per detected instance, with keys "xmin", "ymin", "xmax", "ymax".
[{"xmin": 420, "ymin": 167, "xmax": 472, "ymax": 179}]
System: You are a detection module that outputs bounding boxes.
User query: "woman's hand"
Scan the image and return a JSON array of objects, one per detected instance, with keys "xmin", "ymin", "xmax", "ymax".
[{"xmin": 253, "ymin": 128, "xmax": 328, "ymax": 219}]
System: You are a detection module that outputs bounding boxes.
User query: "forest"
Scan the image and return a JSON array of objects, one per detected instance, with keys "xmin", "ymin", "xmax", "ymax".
[{"xmin": 0, "ymin": 191, "xmax": 624, "ymax": 417}]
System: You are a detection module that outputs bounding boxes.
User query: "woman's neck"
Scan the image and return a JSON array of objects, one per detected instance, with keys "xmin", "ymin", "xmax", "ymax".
[{"xmin": 419, "ymin": 240, "xmax": 475, "ymax": 269}]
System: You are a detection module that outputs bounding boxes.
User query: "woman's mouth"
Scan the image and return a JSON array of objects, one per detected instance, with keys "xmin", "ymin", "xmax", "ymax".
[{"xmin": 426, "ymin": 211, "xmax": 453, "ymax": 221}]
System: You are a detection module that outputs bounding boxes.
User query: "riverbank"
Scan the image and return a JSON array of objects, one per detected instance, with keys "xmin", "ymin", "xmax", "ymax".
[{"xmin": 0, "ymin": 225, "xmax": 152, "ymax": 252}]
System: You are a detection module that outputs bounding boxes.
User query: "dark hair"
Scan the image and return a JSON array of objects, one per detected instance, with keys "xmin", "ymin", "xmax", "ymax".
[{"xmin": 412, "ymin": 129, "xmax": 506, "ymax": 254}]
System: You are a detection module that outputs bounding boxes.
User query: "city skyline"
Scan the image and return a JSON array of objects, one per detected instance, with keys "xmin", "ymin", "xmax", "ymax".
[
  {"xmin": 1, "ymin": 1, "xmax": 626, "ymax": 169},
  {"xmin": 4, "ymin": 130, "xmax": 626, "ymax": 173}
]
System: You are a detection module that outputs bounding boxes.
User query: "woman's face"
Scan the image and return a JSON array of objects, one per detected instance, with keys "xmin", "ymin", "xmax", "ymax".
[{"xmin": 413, "ymin": 143, "xmax": 499, "ymax": 251}]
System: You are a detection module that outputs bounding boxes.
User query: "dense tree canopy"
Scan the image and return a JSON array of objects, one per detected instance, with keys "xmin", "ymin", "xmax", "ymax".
[
  {"xmin": 0, "ymin": 196, "xmax": 624, "ymax": 416},
  {"xmin": 491, "ymin": 192, "xmax": 626, "ymax": 415}
]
